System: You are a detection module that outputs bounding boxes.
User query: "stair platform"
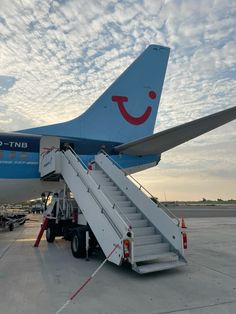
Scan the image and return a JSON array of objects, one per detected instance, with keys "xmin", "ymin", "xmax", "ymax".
[{"xmin": 134, "ymin": 260, "xmax": 186, "ymax": 274}]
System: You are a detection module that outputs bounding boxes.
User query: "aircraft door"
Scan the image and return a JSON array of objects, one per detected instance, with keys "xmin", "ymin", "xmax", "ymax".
[{"xmin": 39, "ymin": 136, "xmax": 60, "ymax": 175}]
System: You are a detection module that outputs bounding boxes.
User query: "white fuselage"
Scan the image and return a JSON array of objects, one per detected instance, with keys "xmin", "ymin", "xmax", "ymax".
[{"xmin": 0, "ymin": 179, "xmax": 63, "ymax": 204}]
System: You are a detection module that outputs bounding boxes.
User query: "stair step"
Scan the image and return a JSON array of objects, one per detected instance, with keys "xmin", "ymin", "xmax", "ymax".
[
  {"xmin": 111, "ymin": 195, "xmax": 128, "ymax": 202},
  {"xmin": 90, "ymin": 170, "xmax": 103, "ymax": 176},
  {"xmin": 126, "ymin": 213, "xmax": 142, "ymax": 219},
  {"xmin": 102, "ymin": 176, "xmax": 112, "ymax": 181},
  {"xmin": 120, "ymin": 206, "xmax": 137, "ymax": 213},
  {"xmin": 134, "ymin": 251, "xmax": 176, "ymax": 263},
  {"xmin": 119, "ymin": 208, "xmax": 137, "ymax": 215},
  {"xmin": 116, "ymin": 201, "xmax": 132, "ymax": 208},
  {"xmin": 90, "ymin": 171, "xmax": 107, "ymax": 180},
  {"xmin": 108, "ymin": 191, "xmax": 123, "ymax": 196},
  {"xmin": 102, "ymin": 186, "xmax": 118, "ymax": 191},
  {"xmin": 92, "ymin": 169, "xmax": 107, "ymax": 175},
  {"xmin": 98, "ymin": 178, "xmax": 113, "ymax": 184},
  {"xmin": 135, "ymin": 234, "xmax": 162, "ymax": 245},
  {"xmin": 135, "ymin": 243, "xmax": 170, "ymax": 257},
  {"xmin": 133, "ymin": 226, "xmax": 155, "ymax": 236},
  {"xmin": 101, "ymin": 181, "xmax": 115, "ymax": 186},
  {"xmin": 92, "ymin": 170, "xmax": 103, "ymax": 174},
  {"xmin": 134, "ymin": 260, "xmax": 186, "ymax": 274},
  {"xmin": 131, "ymin": 219, "xmax": 149, "ymax": 228},
  {"xmin": 95, "ymin": 172, "xmax": 108, "ymax": 178}
]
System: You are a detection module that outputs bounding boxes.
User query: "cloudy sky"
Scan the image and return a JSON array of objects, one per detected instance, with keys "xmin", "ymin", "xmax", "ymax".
[{"xmin": 0, "ymin": 0, "xmax": 235, "ymax": 200}]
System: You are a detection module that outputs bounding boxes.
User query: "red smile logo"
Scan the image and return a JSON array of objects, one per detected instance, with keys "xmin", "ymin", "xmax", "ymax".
[{"xmin": 112, "ymin": 91, "xmax": 156, "ymax": 125}]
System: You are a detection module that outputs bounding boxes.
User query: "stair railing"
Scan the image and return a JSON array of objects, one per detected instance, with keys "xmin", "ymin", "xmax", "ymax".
[
  {"xmin": 61, "ymin": 148, "xmax": 133, "ymax": 239},
  {"xmin": 67, "ymin": 146, "xmax": 134, "ymax": 229},
  {"xmin": 100, "ymin": 150, "xmax": 180, "ymax": 226}
]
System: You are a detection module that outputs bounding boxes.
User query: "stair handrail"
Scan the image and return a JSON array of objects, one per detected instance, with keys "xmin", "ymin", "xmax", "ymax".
[
  {"xmin": 65, "ymin": 146, "xmax": 88, "ymax": 170},
  {"xmin": 66, "ymin": 146, "xmax": 134, "ymax": 229},
  {"xmin": 61, "ymin": 148, "xmax": 133, "ymax": 239},
  {"xmin": 99, "ymin": 150, "xmax": 180, "ymax": 226}
]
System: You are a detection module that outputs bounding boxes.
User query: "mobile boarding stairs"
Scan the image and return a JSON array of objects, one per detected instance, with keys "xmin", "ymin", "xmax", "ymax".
[{"xmin": 40, "ymin": 148, "xmax": 187, "ymax": 274}]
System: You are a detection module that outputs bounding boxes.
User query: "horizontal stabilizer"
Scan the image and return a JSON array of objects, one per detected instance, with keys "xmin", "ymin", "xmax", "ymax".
[{"xmin": 115, "ymin": 106, "xmax": 236, "ymax": 156}]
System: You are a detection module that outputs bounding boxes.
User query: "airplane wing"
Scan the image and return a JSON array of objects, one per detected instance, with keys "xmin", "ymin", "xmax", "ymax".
[{"xmin": 114, "ymin": 106, "xmax": 236, "ymax": 156}]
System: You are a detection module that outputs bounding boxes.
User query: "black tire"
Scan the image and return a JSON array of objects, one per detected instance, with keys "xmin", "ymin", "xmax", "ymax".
[
  {"xmin": 46, "ymin": 225, "xmax": 56, "ymax": 243},
  {"xmin": 9, "ymin": 223, "xmax": 14, "ymax": 231},
  {"xmin": 63, "ymin": 227, "xmax": 72, "ymax": 241},
  {"xmin": 71, "ymin": 229, "xmax": 86, "ymax": 258}
]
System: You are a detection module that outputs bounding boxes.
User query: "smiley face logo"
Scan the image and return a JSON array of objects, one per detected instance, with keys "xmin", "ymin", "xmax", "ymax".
[{"xmin": 112, "ymin": 91, "xmax": 156, "ymax": 125}]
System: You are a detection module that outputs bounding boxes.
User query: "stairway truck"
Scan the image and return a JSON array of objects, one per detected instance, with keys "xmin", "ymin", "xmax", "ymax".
[
  {"xmin": 44, "ymin": 197, "xmax": 130, "ymax": 264},
  {"xmin": 44, "ymin": 196, "xmax": 87, "ymax": 243},
  {"xmin": 41, "ymin": 149, "xmax": 187, "ymax": 274},
  {"xmin": 44, "ymin": 194, "xmax": 105, "ymax": 260}
]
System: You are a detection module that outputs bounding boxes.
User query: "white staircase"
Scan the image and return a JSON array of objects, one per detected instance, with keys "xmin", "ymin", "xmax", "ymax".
[
  {"xmin": 40, "ymin": 149, "xmax": 187, "ymax": 274},
  {"xmin": 91, "ymin": 154, "xmax": 187, "ymax": 274}
]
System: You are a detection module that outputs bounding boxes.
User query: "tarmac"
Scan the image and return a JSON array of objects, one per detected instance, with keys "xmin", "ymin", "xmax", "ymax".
[
  {"xmin": 0, "ymin": 211, "xmax": 236, "ymax": 314},
  {"xmin": 169, "ymin": 204, "xmax": 236, "ymax": 218}
]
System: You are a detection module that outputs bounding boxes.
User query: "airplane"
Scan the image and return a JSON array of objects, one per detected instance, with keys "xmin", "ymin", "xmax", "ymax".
[{"xmin": 0, "ymin": 44, "xmax": 235, "ymax": 204}]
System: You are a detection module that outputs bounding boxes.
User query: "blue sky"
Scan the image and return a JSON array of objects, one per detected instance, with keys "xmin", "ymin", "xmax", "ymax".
[{"xmin": 0, "ymin": 0, "xmax": 235, "ymax": 200}]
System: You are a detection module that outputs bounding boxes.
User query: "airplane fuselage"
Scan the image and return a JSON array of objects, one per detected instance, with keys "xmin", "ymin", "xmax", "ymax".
[{"xmin": 0, "ymin": 132, "xmax": 159, "ymax": 203}]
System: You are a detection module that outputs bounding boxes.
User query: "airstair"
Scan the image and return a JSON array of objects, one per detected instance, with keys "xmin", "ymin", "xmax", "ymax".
[{"xmin": 40, "ymin": 148, "xmax": 187, "ymax": 274}]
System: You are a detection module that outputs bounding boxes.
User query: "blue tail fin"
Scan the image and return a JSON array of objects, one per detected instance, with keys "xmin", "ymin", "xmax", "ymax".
[{"xmin": 22, "ymin": 45, "xmax": 170, "ymax": 143}]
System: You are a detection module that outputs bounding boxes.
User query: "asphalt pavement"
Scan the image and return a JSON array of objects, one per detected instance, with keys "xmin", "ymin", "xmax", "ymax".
[{"xmin": 0, "ymin": 213, "xmax": 236, "ymax": 314}]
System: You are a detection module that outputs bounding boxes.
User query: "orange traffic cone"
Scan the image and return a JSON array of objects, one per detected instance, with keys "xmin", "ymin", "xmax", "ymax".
[{"xmin": 181, "ymin": 217, "xmax": 187, "ymax": 229}]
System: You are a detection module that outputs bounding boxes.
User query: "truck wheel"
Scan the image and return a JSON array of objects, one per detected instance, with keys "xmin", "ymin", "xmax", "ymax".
[
  {"xmin": 63, "ymin": 228, "xmax": 72, "ymax": 241},
  {"xmin": 46, "ymin": 225, "xmax": 56, "ymax": 243},
  {"xmin": 9, "ymin": 223, "xmax": 14, "ymax": 231},
  {"xmin": 71, "ymin": 229, "xmax": 86, "ymax": 258}
]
